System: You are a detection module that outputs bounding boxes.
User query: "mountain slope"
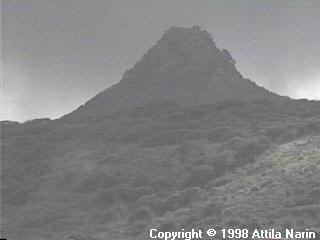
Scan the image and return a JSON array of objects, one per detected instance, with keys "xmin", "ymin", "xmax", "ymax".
[
  {"xmin": 61, "ymin": 26, "xmax": 284, "ymax": 123},
  {"xmin": 2, "ymin": 26, "xmax": 320, "ymax": 240},
  {"xmin": 98, "ymin": 136, "xmax": 320, "ymax": 240}
]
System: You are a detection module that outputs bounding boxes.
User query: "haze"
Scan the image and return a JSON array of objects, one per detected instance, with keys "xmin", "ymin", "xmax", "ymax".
[{"xmin": 2, "ymin": 0, "xmax": 320, "ymax": 121}]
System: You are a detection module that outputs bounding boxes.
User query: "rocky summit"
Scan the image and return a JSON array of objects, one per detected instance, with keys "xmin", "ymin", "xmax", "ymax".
[{"xmin": 2, "ymin": 27, "xmax": 320, "ymax": 240}]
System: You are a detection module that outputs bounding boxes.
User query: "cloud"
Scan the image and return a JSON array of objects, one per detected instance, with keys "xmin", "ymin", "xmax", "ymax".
[{"xmin": 286, "ymin": 69, "xmax": 320, "ymax": 100}]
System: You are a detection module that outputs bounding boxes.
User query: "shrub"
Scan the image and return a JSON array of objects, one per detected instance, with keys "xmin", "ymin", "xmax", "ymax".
[
  {"xmin": 142, "ymin": 130, "xmax": 205, "ymax": 147},
  {"xmin": 175, "ymin": 141, "xmax": 201, "ymax": 155},
  {"xmin": 170, "ymin": 109, "xmax": 210, "ymax": 121},
  {"xmin": 265, "ymin": 126, "xmax": 285, "ymax": 140},
  {"xmin": 17, "ymin": 209, "xmax": 66, "ymax": 230},
  {"xmin": 93, "ymin": 190, "xmax": 116, "ymax": 207},
  {"xmin": 307, "ymin": 188, "xmax": 320, "ymax": 202},
  {"xmin": 131, "ymin": 175, "xmax": 152, "ymax": 187},
  {"xmin": 214, "ymin": 100, "xmax": 245, "ymax": 111},
  {"xmin": 93, "ymin": 212, "xmax": 114, "ymax": 224},
  {"xmin": 160, "ymin": 194, "xmax": 182, "ymax": 213},
  {"xmin": 207, "ymin": 126, "xmax": 233, "ymax": 142},
  {"xmin": 181, "ymin": 187, "xmax": 201, "ymax": 203},
  {"xmin": 131, "ymin": 186, "xmax": 154, "ymax": 198},
  {"xmin": 47, "ymin": 218, "xmax": 74, "ymax": 234},
  {"xmin": 129, "ymin": 222, "xmax": 147, "ymax": 237},
  {"xmin": 158, "ymin": 222, "xmax": 176, "ymax": 232},
  {"xmin": 150, "ymin": 176, "xmax": 174, "ymax": 191},
  {"xmin": 72, "ymin": 172, "xmax": 118, "ymax": 193},
  {"xmin": 202, "ymin": 202, "xmax": 223, "ymax": 217},
  {"xmin": 110, "ymin": 184, "xmax": 153, "ymax": 204},
  {"xmin": 225, "ymin": 219, "xmax": 241, "ymax": 227},
  {"xmin": 278, "ymin": 129, "xmax": 298, "ymax": 142},
  {"xmin": 240, "ymin": 220, "xmax": 262, "ymax": 231},
  {"xmin": 128, "ymin": 207, "xmax": 152, "ymax": 222},
  {"xmin": 219, "ymin": 130, "xmax": 245, "ymax": 142},
  {"xmin": 183, "ymin": 166, "xmax": 216, "ymax": 188},
  {"xmin": 99, "ymin": 154, "xmax": 128, "ymax": 165},
  {"xmin": 116, "ymin": 129, "xmax": 152, "ymax": 144},
  {"xmin": 157, "ymin": 188, "xmax": 199, "ymax": 215},
  {"xmin": 3, "ymin": 187, "xmax": 32, "ymax": 206},
  {"xmin": 234, "ymin": 137, "xmax": 270, "ymax": 166},
  {"xmin": 136, "ymin": 194, "xmax": 160, "ymax": 212},
  {"xmin": 213, "ymin": 151, "xmax": 234, "ymax": 170}
]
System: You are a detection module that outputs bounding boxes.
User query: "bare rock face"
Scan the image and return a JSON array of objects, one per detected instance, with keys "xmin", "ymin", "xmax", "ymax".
[{"xmin": 61, "ymin": 26, "xmax": 282, "ymax": 123}]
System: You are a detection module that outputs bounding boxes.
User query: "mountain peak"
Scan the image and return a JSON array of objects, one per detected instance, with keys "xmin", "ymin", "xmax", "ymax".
[
  {"xmin": 61, "ymin": 26, "xmax": 281, "ymax": 123},
  {"xmin": 161, "ymin": 26, "xmax": 214, "ymax": 45},
  {"xmin": 158, "ymin": 25, "xmax": 218, "ymax": 54},
  {"xmin": 124, "ymin": 26, "xmax": 235, "ymax": 85}
]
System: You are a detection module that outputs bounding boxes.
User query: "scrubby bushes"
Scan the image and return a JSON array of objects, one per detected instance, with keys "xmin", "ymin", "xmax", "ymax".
[
  {"xmin": 201, "ymin": 202, "xmax": 223, "ymax": 217},
  {"xmin": 279, "ymin": 129, "xmax": 299, "ymax": 142},
  {"xmin": 146, "ymin": 188, "xmax": 201, "ymax": 216},
  {"xmin": 131, "ymin": 174, "xmax": 152, "ymax": 187},
  {"xmin": 73, "ymin": 172, "xmax": 118, "ymax": 193},
  {"xmin": 169, "ymin": 108, "xmax": 211, "ymax": 121},
  {"xmin": 93, "ymin": 190, "xmax": 116, "ymax": 207},
  {"xmin": 3, "ymin": 186, "xmax": 33, "ymax": 206},
  {"xmin": 214, "ymin": 99, "xmax": 245, "ymax": 111},
  {"xmin": 99, "ymin": 184, "xmax": 154, "ymax": 204},
  {"xmin": 16, "ymin": 207, "xmax": 67, "ymax": 231},
  {"xmin": 128, "ymin": 207, "xmax": 152, "ymax": 222},
  {"xmin": 128, "ymin": 222, "xmax": 148, "ymax": 237},
  {"xmin": 116, "ymin": 129, "xmax": 152, "ymax": 144},
  {"xmin": 93, "ymin": 211, "xmax": 114, "ymax": 224},
  {"xmin": 158, "ymin": 222, "xmax": 176, "ymax": 232},
  {"xmin": 207, "ymin": 126, "xmax": 233, "ymax": 142},
  {"xmin": 240, "ymin": 220, "xmax": 262, "ymax": 231},
  {"xmin": 4, "ymin": 188, "xmax": 31, "ymax": 206},
  {"xmin": 307, "ymin": 188, "xmax": 320, "ymax": 202},
  {"xmin": 142, "ymin": 130, "xmax": 205, "ymax": 147},
  {"xmin": 233, "ymin": 137, "xmax": 270, "ymax": 166},
  {"xmin": 2, "ymin": 96, "xmax": 320, "ymax": 239},
  {"xmin": 47, "ymin": 218, "xmax": 75, "ymax": 234},
  {"xmin": 183, "ymin": 166, "xmax": 216, "ymax": 188},
  {"xmin": 118, "ymin": 186, "xmax": 154, "ymax": 203}
]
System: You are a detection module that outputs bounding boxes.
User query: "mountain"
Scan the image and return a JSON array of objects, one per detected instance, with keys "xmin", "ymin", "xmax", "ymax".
[
  {"xmin": 61, "ymin": 26, "xmax": 284, "ymax": 123},
  {"xmin": 2, "ymin": 27, "xmax": 320, "ymax": 240}
]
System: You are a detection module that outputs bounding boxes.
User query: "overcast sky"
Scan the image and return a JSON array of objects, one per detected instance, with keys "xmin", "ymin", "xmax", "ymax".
[{"xmin": 2, "ymin": 0, "xmax": 320, "ymax": 121}]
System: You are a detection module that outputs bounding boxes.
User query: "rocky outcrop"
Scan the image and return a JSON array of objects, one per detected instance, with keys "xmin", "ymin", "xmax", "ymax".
[{"xmin": 61, "ymin": 26, "xmax": 283, "ymax": 123}]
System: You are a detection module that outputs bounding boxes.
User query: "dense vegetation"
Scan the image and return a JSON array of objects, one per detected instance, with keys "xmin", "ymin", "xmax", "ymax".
[
  {"xmin": 2, "ymin": 26, "xmax": 320, "ymax": 240},
  {"xmin": 2, "ymin": 98, "xmax": 320, "ymax": 240}
]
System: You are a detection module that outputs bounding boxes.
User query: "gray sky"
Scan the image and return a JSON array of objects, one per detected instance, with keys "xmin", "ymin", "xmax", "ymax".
[{"xmin": 2, "ymin": 0, "xmax": 320, "ymax": 121}]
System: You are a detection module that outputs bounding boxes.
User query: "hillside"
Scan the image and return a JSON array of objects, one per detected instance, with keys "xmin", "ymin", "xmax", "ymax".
[
  {"xmin": 61, "ymin": 26, "xmax": 285, "ymax": 123},
  {"xmin": 1, "ymin": 27, "xmax": 320, "ymax": 240}
]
